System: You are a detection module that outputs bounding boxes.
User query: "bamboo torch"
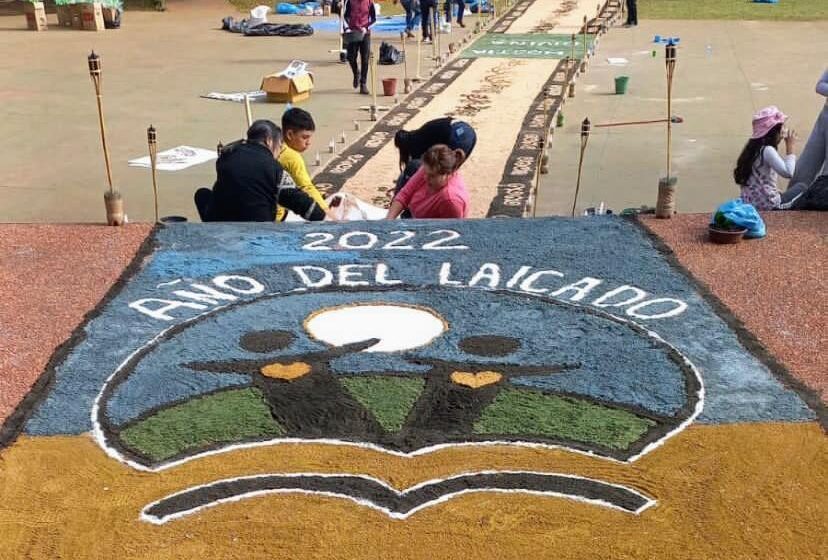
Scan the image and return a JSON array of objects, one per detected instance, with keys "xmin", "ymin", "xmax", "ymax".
[
  {"xmin": 572, "ymin": 117, "xmax": 591, "ymax": 217},
  {"xmin": 656, "ymin": 40, "xmax": 678, "ymax": 218},
  {"xmin": 88, "ymin": 51, "xmax": 123, "ymax": 226},
  {"xmin": 665, "ymin": 39, "xmax": 677, "ymax": 181},
  {"xmin": 147, "ymin": 125, "xmax": 159, "ymax": 223}
]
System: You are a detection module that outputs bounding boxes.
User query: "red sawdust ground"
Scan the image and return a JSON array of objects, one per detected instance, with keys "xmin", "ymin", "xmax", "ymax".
[
  {"xmin": 0, "ymin": 224, "xmax": 153, "ymax": 423},
  {"xmin": 641, "ymin": 212, "xmax": 827, "ymax": 402}
]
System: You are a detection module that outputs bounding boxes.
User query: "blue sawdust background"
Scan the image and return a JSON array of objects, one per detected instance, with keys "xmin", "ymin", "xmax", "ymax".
[{"xmin": 23, "ymin": 217, "xmax": 815, "ymax": 436}]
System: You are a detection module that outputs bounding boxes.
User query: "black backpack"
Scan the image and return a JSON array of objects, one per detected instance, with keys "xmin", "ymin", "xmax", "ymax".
[{"xmin": 379, "ymin": 42, "xmax": 404, "ymax": 65}]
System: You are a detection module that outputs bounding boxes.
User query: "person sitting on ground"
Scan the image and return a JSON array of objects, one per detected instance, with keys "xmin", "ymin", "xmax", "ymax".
[
  {"xmin": 276, "ymin": 108, "xmax": 329, "ymax": 221},
  {"xmin": 385, "ymin": 144, "xmax": 469, "ymax": 219},
  {"xmin": 393, "ymin": 116, "xmax": 476, "ymax": 195},
  {"xmin": 194, "ymin": 120, "xmax": 328, "ymax": 222},
  {"xmin": 733, "ymin": 106, "xmax": 802, "ymax": 211},
  {"xmin": 344, "ymin": 0, "xmax": 377, "ymax": 95},
  {"xmin": 788, "ymin": 68, "xmax": 828, "ymax": 193}
]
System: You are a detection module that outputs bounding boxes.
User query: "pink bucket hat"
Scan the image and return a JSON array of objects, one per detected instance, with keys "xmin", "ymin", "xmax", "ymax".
[{"xmin": 751, "ymin": 106, "xmax": 787, "ymax": 139}]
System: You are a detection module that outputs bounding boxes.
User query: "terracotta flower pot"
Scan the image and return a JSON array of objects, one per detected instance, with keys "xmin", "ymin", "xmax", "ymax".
[
  {"xmin": 382, "ymin": 78, "xmax": 397, "ymax": 97},
  {"xmin": 708, "ymin": 225, "xmax": 747, "ymax": 244}
]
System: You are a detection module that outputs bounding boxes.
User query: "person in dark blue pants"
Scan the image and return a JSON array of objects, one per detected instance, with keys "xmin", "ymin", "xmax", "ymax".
[
  {"xmin": 400, "ymin": 0, "xmax": 421, "ymax": 38},
  {"xmin": 444, "ymin": 0, "xmax": 465, "ymax": 27},
  {"xmin": 625, "ymin": 0, "xmax": 637, "ymax": 26},
  {"xmin": 420, "ymin": 0, "xmax": 435, "ymax": 42}
]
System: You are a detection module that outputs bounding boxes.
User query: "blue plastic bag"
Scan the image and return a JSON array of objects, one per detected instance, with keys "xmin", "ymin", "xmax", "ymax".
[
  {"xmin": 276, "ymin": 2, "xmax": 301, "ymax": 14},
  {"xmin": 711, "ymin": 199, "xmax": 766, "ymax": 239}
]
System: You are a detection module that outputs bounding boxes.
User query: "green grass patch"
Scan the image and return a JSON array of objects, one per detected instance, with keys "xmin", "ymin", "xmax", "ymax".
[
  {"xmin": 119, "ymin": 387, "xmax": 284, "ymax": 462},
  {"xmin": 474, "ymin": 389, "xmax": 655, "ymax": 450},
  {"xmin": 639, "ymin": 0, "xmax": 828, "ymax": 21},
  {"xmin": 341, "ymin": 376, "xmax": 424, "ymax": 432}
]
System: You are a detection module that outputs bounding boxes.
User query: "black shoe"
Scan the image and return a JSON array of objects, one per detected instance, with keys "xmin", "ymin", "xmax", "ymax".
[
  {"xmin": 353, "ymin": 75, "xmax": 359, "ymax": 89},
  {"xmin": 359, "ymin": 84, "xmax": 370, "ymax": 95}
]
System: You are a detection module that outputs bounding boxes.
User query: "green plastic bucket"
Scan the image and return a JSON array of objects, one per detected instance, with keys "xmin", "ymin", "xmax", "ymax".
[{"xmin": 615, "ymin": 76, "xmax": 629, "ymax": 95}]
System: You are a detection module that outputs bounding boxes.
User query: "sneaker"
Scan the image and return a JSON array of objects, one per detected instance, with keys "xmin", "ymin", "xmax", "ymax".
[
  {"xmin": 359, "ymin": 84, "xmax": 370, "ymax": 95},
  {"xmin": 458, "ymin": 21, "xmax": 465, "ymax": 28},
  {"xmin": 423, "ymin": 37, "xmax": 432, "ymax": 44},
  {"xmin": 353, "ymin": 75, "xmax": 359, "ymax": 89},
  {"xmin": 406, "ymin": 30, "xmax": 415, "ymax": 38}
]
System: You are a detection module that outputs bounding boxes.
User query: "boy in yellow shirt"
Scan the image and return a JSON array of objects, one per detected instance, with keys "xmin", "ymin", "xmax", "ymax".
[{"xmin": 276, "ymin": 108, "xmax": 330, "ymax": 221}]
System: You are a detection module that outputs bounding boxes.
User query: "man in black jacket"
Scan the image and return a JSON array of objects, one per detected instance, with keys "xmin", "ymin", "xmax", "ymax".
[{"xmin": 195, "ymin": 120, "xmax": 327, "ymax": 222}]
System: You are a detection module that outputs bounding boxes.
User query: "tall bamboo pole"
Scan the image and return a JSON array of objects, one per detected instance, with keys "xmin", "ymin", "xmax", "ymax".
[
  {"xmin": 147, "ymin": 125, "xmax": 159, "ymax": 223},
  {"xmin": 572, "ymin": 117, "xmax": 591, "ymax": 217},
  {"xmin": 400, "ymin": 31, "xmax": 409, "ymax": 87},
  {"xmin": 244, "ymin": 94, "xmax": 253, "ymax": 129},
  {"xmin": 369, "ymin": 49, "xmax": 378, "ymax": 121}
]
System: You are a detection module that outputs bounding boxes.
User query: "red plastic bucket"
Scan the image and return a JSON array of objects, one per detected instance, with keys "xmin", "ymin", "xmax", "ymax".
[{"xmin": 382, "ymin": 78, "xmax": 397, "ymax": 97}]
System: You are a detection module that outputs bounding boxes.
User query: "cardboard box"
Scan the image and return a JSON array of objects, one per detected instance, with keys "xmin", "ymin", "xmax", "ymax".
[
  {"xmin": 23, "ymin": 1, "xmax": 48, "ymax": 31},
  {"xmin": 261, "ymin": 62, "xmax": 314, "ymax": 103},
  {"xmin": 80, "ymin": 3, "xmax": 104, "ymax": 31}
]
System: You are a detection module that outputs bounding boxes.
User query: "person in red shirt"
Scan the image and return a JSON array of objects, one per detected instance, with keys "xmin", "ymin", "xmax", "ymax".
[
  {"xmin": 344, "ymin": 0, "xmax": 377, "ymax": 94},
  {"xmin": 385, "ymin": 144, "xmax": 469, "ymax": 219}
]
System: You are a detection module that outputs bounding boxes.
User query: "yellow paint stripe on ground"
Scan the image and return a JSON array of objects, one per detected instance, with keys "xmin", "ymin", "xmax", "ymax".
[
  {"xmin": 507, "ymin": 0, "xmax": 598, "ymax": 34},
  {"xmin": 342, "ymin": 57, "xmax": 558, "ymax": 217}
]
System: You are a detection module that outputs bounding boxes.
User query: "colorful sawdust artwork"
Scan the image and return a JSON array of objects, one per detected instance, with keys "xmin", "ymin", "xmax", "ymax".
[
  {"xmin": 0, "ymin": 218, "xmax": 824, "ymax": 559},
  {"xmin": 462, "ymin": 33, "xmax": 595, "ymax": 60}
]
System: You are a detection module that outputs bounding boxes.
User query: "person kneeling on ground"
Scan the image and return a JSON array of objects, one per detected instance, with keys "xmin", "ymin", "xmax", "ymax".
[
  {"xmin": 393, "ymin": 116, "xmax": 476, "ymax": 195},
  {"xmin": 733, "ymin": 106, "xmax": 804, "ymax": 211},
  {"xmin": 276, "ymin": 108, "xmax": 329, "ymax": 221},
  {"xmin": 385, "ymin": 144, "xmax": 469, "ymax": 219},
  {"xmin": 194, "ymin": 120, "xmax": 328, "ymax": 222}
]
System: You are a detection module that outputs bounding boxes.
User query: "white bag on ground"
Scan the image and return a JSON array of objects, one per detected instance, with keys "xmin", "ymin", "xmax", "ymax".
[
  {"xmin": 284, "ymin": 192, "xmax": 386, "ymax": 222},
  {"xmin": 248, "ymin": 5, "xmax": 271, "ymax": 27}
]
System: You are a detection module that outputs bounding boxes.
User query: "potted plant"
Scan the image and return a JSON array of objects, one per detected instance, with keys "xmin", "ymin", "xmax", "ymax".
[{"xmin": 709, "ymin": 211, "xmax": 747, "ymax": 244}]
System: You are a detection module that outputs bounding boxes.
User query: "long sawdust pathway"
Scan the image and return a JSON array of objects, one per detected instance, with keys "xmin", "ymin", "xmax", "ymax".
[{"xmin": 313, "ymin": 0, "xmax": 621, "ymax": 217}]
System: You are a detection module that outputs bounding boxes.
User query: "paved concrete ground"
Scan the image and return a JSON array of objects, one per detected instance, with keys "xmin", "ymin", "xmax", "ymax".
[
  {"xmin": 536, "ymin": 19, "xmax": 828, "ymax": 216},
  {"xmin": 0, "ymin": 0, "xmax": 473, "ymax": 223}
]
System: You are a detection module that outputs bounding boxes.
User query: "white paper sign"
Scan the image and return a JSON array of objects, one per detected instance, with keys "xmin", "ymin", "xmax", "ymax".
[
  {"xmin": 129, "ymin": 146, "xmax": 218, "ymax": 172},
  {"xmin": 202, "ymin": 90, "xmax": 268, "ymax": 103}
]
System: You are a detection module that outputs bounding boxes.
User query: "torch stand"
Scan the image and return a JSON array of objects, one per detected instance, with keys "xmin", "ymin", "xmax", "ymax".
[
  {"xmin": 572, "ymin": 118, "xmax": 591, "ymax": 217},
  {"xmin": 88, "ymin": 51, "xmax": 124, "ymax": 226},
  {"xmin": 656, "ymin": 40, "xmax": 678, "ymax": 218}
]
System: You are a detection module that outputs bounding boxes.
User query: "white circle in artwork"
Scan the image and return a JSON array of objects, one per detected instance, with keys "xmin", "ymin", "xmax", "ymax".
[{"xmin": 305, "ymin": 304, "xmax": 446, "ymax": 352}]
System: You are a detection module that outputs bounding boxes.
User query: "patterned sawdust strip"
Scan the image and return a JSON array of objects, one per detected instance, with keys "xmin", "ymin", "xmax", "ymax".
[
  {"xmin": 530, "ymin": 0, "xmax": 579, "ymax": 34},
  {"xmin": 311, "ymin": 0, "xmax": 621, "ymax": 216}
]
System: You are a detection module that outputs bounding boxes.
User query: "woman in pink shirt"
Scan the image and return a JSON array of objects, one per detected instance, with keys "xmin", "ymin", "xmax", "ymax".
[{"xmin": 386, "ymin": 145, "xmax": 469, "ymax": 219}]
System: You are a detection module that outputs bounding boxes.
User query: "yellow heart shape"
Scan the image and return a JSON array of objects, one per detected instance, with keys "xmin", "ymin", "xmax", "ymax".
[
  {"xmin": 260, "ymin": 362, "xmax": 311, "ymax": 381},
  {"xmin": 450, "ymin": 370, "xmax": 503, "ymax": 389}
]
